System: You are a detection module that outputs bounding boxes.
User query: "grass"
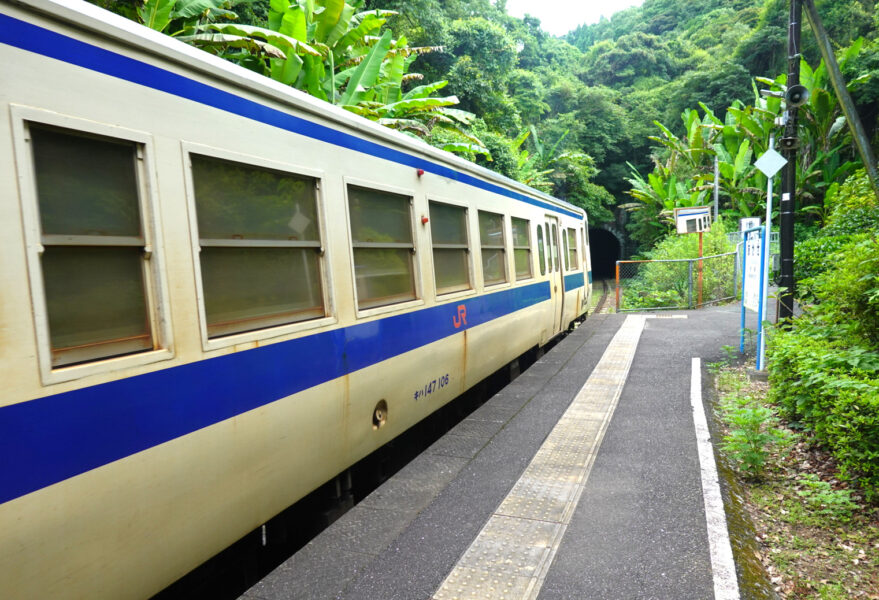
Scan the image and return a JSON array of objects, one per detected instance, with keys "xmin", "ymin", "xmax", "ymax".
[{"xmin": 711, "ymin": 360, "xmax": 879, "ymax": 599}]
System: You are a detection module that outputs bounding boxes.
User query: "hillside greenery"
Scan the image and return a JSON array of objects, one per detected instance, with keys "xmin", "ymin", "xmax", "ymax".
[
  {"xmin": 92, "ymin": 0, "xmax": 879, "ymax": 497},
  {"xmin": 93, "ymin": 0, "xmax": 879, "ymax": 236}
]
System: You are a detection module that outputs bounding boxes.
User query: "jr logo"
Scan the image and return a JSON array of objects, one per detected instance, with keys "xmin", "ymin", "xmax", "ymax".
[{"xmin": 453, "ymin": 305, "xmax": 467, "ymax": 329}]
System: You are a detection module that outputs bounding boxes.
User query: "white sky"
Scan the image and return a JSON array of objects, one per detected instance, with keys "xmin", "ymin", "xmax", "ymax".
[{"xmin": 504, "ymin": 0, "xmax": 645, "ymax": 36}]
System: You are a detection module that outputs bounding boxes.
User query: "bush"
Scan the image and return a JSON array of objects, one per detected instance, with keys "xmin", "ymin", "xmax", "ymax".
[
  {"xmin": 822, "ymin": 168, "xmax": 879, "ymax": 237},
  {"xmin": 794, "ymin": 221, "xmax": 821, "ymax": 242},
  {"xmin": 620, "ymin": 220, "xmax": 736, "ymax": 309},
  {"xmin": 769, "ymin": 235, "xmax": 879, "ymax": 500},
  {"xmin": 769, "ymin": 333, "xmax": 879, "ymax": 499},
  {"xmin": 813, "ymin": 237, "xmax": 879, "ymax": 345},
  {"xmin": 822, "ymin": 205, "xmax": 879, "ymax": 237},
  {"xmin": 794, "ymin": 234, "xmax": 868, "ymax": 299},
  {"xmin": 825, "ymin": 168, "xmax": 877, "ymax": 217},
  {"xmin": 720, "ymin": 397, "xmax": 788, "ymax": 479}
]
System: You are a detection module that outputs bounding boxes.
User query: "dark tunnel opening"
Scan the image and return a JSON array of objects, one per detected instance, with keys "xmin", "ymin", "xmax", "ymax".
[{"xmin": 589, "ymin": 228, "xmax": 621, "ymax": 280}]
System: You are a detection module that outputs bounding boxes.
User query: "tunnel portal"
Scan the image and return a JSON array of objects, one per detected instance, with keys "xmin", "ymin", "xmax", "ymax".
[{"xmin": 589, "ymin": 228, "xmax": 621, "ymax": 280}]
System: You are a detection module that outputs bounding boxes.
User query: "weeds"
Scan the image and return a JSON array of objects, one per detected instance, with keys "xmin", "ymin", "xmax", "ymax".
[
  {"xmin": 715, "ymin": 368, "xmax": 790, "ymax": 479},
  {"xmin": 720, "ymin": 398, "xmax": 789, "ymax": 479},
  {"xmin": 721, "ymin": 344, "xmax": 737, "ymax": 364},
  {"xmin": 795, "ymin": 474, "xmax": 860, "ymax": 522},
  {"xmin": 711, "ymin": 359, "xmax": 879, "ymax": 599}
]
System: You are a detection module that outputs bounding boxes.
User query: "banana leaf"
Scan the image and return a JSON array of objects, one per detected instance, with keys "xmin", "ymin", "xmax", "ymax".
[{"xmin": 338, "ymin": 29, "xmax": 391, "ymax": 106}]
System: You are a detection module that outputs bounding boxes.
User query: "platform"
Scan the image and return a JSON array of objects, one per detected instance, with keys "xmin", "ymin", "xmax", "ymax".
[{"xmin": 241, "ymin": 303, "xmax": 749, "ymax": 600}]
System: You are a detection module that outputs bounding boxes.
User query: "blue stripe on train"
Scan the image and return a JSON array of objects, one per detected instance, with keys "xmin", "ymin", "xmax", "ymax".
[
  {"xmin": 0, "ymin": 282, "xmax": 550, "ymax": 505},
  {"xmin": 564, "ymin": 272, "xmax": 585, "ymax": 290},
  {"xmin": 0, "ymin": 13, "xmax": 582, "ymax": 219}
]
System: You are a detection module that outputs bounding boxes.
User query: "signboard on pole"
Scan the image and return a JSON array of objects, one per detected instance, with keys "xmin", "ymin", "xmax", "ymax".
[
  {"xmin": 674, "ymin": 206, "xmax": 711, "ymax": 234},
  {"xmin": 743, "ymin": 230, "xmax": 763, "ymax": 312},
  {"xmin": 740, "ymin": 217, "xmax": 761, "ymax": 232}
]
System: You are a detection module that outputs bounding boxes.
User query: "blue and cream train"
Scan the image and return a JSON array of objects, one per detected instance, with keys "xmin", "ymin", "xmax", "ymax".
[{"xmin": 0, "ymin": 1, "xmax": 592, "ymax": 597}]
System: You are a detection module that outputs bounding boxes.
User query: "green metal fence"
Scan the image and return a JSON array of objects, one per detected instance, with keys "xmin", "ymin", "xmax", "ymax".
[{"xmin": 615, "ymin": 251, "xmax": 738, "ymax": 312}]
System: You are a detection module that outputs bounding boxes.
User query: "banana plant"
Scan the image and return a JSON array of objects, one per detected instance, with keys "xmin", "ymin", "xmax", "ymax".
[
  {"xmin": 511, "ymin": 127, "xmax": 597, "ymax": 193},
  {"xmin": 624, "ymin": 162, "xmax": 710, "ymax": 216},
  {"xmin": 138, "ymin": 0, "xmax": 242, "ymax": 35},
  {"xmin": 134, "ymin": 0, "xmax": 488, "ymax": 157},
  {"xmin": 712, "ymin": 138, "xmax": 765, "ymax": 218},
  {"xmin": 509, "ymin": 130, "xmax": 553, "ymax": 191}
]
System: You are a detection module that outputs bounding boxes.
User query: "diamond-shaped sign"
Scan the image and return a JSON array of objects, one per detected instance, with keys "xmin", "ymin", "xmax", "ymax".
[
  {"xmin": 287, "ymin": 204, "xmax": 312, "ymax": 236},
  {"xmin": 754, "ymin": 148, "xmax": 787, "ymax": 177}
]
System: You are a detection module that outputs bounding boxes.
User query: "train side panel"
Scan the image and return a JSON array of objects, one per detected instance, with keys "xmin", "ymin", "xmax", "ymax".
[{"xmin": 0, "ymin": 2, "xmax": 589, "ymax": 598}]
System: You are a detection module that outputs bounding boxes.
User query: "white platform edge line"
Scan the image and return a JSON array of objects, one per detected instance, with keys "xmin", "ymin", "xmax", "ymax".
[{"xmin": 691, "ymin": 357, "xmax": 741, "ymax": 600}]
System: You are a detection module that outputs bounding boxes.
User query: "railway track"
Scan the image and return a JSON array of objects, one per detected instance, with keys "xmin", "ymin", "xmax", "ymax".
[{"xmin": 592, "ymin": 279, "xmax": 613, "ymax": 314}]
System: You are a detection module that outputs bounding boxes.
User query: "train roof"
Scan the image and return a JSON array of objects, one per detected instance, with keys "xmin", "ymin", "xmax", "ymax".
[{"xmin": 10, "ymin": 0, "xmax": 585, "ymax": 219}]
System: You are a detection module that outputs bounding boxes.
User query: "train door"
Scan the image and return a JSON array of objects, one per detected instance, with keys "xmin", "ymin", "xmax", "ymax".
[
  {"xmin": 582, "ymin": 225, "xmax": 593, "ymax": 308},
  {"xmin": 545, "ymin": 216, "xmax": 565, "ymax": 335}
]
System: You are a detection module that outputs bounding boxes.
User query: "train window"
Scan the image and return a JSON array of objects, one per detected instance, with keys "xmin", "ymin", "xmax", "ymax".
[
  {"xmin": 191, "ymin": 154, "xmax": 324, "ymax": 337},
  {"xmin": 429, "ymin": 201, "xmax": 471, "ymax": 295},
  {"xmin": 28, "ymin": 125, "xmax": 154, "ymax": 367},
  {"xmin": 479, "ymin": 211, "xmax": 507, "ymax": 285},
  {"xmin": 567, "ymin": 228, "xmax": 579, "ymax": 270},
  {"xmin": 348, "ymin": 185, "xmax": 416, "ymax": 309},
  {"xmin": 550, "ymin": 223, "xmax": 559, "ymax": 272},
  {"xmin": 511, "ymin": 217, "xmax": 532, "ymax": 280},
  {"xmin": 536, "ymin": 225, "xmax": 546, "ymax": 276},
  {"xmin": 562, "ymin": 229, "xmax": 569, "ymax": 271},
  {"xmin": 583, "ymin": 227, "xmax": 591, "ymax": 271}
]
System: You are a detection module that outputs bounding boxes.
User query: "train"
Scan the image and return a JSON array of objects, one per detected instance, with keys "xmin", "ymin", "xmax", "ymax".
[{"xmin": 0, "ymin": 1, "xmax": 593, "ymax": 597}]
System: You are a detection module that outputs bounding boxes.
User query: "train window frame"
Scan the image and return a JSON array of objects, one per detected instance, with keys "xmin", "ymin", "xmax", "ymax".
[
  {"xmin": 510, "ymin": 216, "xmax": 533, "ymax": 281},
  {"xmin": 566, "ymin": 227, "xmax": 580, "ymax": 271},
  {"xmin": 10, "ymin": 105, "xmax": 173, "ymax": 385},
  {"xmin": 181, "ymin": 142, "xmax": 336, "ymax": 352},
  {"xmin": 562, "ymin": 227, "xmax": 570, "ymax": 271},
  {"xmin": 427, "ymin": 197, "xmax": 476, "ymax": 300},
  {"xmin": 582, "ymin": 226, "xmax": 590, "ymax": 273},
  {"xmin": 536, "ymin": 224, "xmax": 546, "ymax": 276},
  {"xmin": 478, "ymin": 210, "xmax": 509, "ymax": 288},
  {"xmin": 343, "ymin": 177, "xmax": 423, "ymax": 318}
]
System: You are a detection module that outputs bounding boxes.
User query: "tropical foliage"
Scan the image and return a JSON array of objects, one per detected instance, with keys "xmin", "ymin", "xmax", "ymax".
[
  {"xmin": 88, "ymin": 0, "xmax": 879, "ymax": 503},
  {"xmin": 618, "ymin": 220, "xmax": 736, "ymax": 310},
  {"xmin": 93, "ymin": 0, "xmax": 879, "ymax": 232}
]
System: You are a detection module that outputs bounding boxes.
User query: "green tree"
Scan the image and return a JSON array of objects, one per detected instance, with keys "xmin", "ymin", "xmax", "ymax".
[{"xmin": 581, "ymin": 32, "xmax": 683, "ymax": 89}]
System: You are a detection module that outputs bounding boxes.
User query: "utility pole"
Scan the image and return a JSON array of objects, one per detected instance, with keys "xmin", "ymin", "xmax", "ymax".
[
  {"xmin": 778, "ymin": 0, "xmax": 802, "ymax": 323},
  {"xmin": 803, "ymin": 0, "xmax": 879, "ymax": 200}
]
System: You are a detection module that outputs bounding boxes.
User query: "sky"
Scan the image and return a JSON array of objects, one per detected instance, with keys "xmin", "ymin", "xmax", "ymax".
[{"xmin": 504, "ymin": 0, "xmax": 644, "ymax": 37}]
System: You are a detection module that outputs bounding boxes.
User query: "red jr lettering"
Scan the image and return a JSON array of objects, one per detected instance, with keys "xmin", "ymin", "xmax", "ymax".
[{"xmin": 453, "ymin": 305, "xmax": 468, "ymax": 329}]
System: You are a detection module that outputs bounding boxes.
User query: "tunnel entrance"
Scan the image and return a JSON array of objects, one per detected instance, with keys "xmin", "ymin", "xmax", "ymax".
[{"xmin": 589, "ymin": 228, "xmax": 621, "ymax": 279}]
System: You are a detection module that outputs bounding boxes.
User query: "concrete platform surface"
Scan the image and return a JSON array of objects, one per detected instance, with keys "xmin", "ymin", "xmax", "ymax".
[{"xmin": 242, "ymin": 302, "xmax": 752, "ymax": 600}]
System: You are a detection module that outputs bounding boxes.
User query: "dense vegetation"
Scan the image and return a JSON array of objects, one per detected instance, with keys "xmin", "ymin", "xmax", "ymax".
[
  {"xmin": 93, "ymin": 0, "xmax": 878, "ymax": 497},
  {"xmin": 768, "ymin": 169, "xmax": 879, "ymax": 499},
  {"xmin": 93, "ymin": 1, "xmax": 879, "ymax": 232}
]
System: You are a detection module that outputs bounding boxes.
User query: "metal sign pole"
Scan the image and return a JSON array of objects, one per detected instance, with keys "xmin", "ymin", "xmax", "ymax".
[
  {"xmin": 740, "ymin": 241, "xmax": 748, "ymax": 354},
  {"xmin": 697, "ymin": 231, "xmax": 704, "ymax": 307},
  {"xmin": 757, "ymin": 136, "xmax": 776, "ymax": 370},
  {"xmin": 756, "ymin": 227, "xmax": 767, "ymax": 370},
  {"xmin": 714, "ymin": 156, "xmax": 720, "ymax": 220}
]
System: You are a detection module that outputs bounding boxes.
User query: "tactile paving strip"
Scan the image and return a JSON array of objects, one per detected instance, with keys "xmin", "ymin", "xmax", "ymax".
[{"xmin": 432, "ymin": 315, "xmax": 647, "ymax": 600}]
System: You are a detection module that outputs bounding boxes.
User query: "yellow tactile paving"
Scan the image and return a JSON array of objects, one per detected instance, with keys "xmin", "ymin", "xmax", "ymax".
[{"xmin": 432, "ymin": 315, "xmax": 647, "ymax": 600}]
